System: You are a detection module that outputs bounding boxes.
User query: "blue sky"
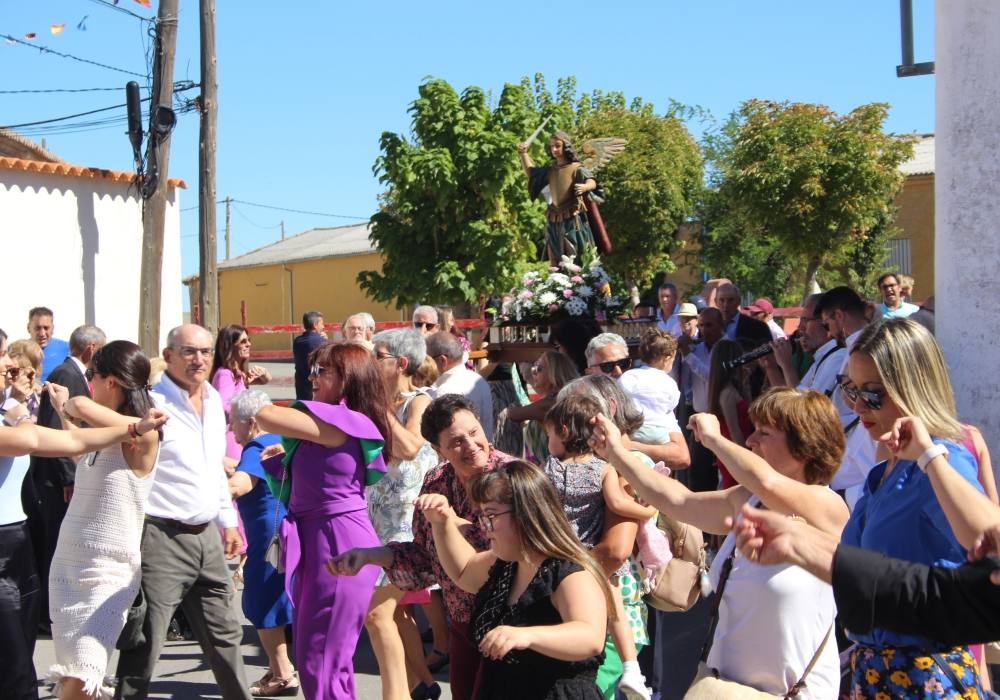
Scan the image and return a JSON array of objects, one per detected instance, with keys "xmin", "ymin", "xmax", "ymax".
[{"xmin": 4, "ymin": 1, "xmax": 934, "ymax": 288}]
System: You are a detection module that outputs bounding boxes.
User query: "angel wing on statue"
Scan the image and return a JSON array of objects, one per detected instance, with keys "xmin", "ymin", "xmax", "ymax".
[{"xmin": 517, "ymin": 129, "xmax": 626, "ymax": 266}]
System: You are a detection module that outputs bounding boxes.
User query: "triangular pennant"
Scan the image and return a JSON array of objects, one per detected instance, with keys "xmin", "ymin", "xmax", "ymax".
[
  {"xmin": 50, "ymin": 24, "xmax": 65, "ymax": 36},
  {"xmin": 24, "ymin": 32, "xmax": 37, "ymax": 40},
  {"xmin": 76, "ymin": 15, "xmax": 89, "ymax": 31},
  {"xmin": 133, "ymin": 0, "xmax": 152, "ymax": 7}
]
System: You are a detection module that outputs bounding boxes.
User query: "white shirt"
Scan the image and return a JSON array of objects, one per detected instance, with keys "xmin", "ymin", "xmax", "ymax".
[
  {"xmin": 656, "ymin": 308, "xmax": 682, "ymax": 337},
  {"xmin": 619, "ymin": 366, "xmax": 681, "ymax": 433},
  {"xmin": 830, "ymin": 327, "xmax": 877, "ymax": 509},
  {"xmin": 796, "ymin": 339, "xmax": 849, "ymax": 423},
  {"xmin": 766, "ymin": 319, "xmax": 787, "ymax": 341},
  {"xmin": 144, "ymin": 373, "xmax": 237, "ymax": 528},
  {"xmin": 683, "ymin": 341, "xmax": 713, "ymax": 413},
  {"xmin": 0, "ymin": 455, "xmax": 30, "ymax": 525},
  {"xmin": 432, "ymin": 364, "xmax": 494, "ymax": 441}
]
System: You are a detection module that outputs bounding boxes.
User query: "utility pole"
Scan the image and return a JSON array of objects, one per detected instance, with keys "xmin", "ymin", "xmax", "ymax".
[
  {"xmin": 281, "ymin": 220, "xmax": 285, "ymax": 240},
  {"xmin": 137, "ymin": 0, "xmax": 179, "ymax": 355},
  {"xmin": 224, "ymin": 196, "xmax": 232, "ymax": 260},
  {"xmin": 198, "ymin": 0, "xmax": 220, "ymax": 335}
]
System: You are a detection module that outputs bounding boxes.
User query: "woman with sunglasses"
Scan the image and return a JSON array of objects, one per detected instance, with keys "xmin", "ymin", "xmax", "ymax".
[
  {"xmin": 6, "ymin": 340, "xmax": 43, "ymax": 420},
  {"xmin": 253, "ymin": 342, "xmax": 394, "ymax": 700},
  {"xmin": 589, "ymin": 386, "xmax": 848, "ymax": 699},
  {"xmin": 506, "ymin": 350, "xmax": 579, "ymax": 463},
  {"xmin": 839, "ymin": 318, "xmax": 988, "ymax": 698},
  {"xmin": 43, "ymin": 340, "xmax": 167, "ymax": 700},
  {"xmin": 210, "ymin": 324, "xmax": 271, "ymax": 584},
  {"xmin": 415, "ymin": 460, "xmax": 613, "ymax": 700}
]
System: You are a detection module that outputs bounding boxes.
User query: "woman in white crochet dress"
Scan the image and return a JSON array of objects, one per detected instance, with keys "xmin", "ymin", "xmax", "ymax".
[{"xmin": 47, "ymin": 340, "xmax": 163, "ymax": 699}]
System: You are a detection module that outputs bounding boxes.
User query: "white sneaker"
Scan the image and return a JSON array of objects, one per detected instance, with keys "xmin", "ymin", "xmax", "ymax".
[{"xmin": 618, "ymin": 669, "xmax": 651, "ymax": 700}]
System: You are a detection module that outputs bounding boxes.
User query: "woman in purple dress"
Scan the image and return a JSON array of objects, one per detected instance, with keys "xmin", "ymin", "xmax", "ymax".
[{"xmin": 254, "ymin": 342, "xmax": 394, "ymax": 700}]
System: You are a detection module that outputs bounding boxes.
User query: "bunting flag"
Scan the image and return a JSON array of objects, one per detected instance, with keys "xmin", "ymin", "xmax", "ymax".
[
  {"xmin": 133, "ymin": 0, "xmax": 152, "ymax": 7},
  {"xmin": 24, "ymin": 32, "xmax": 36, "ymax": 40},
  {"xmin": 50, "ymin": 24, "xmax": 65, "ymax": 35},
  {"xmin": 77, "ymin": 15, "xmax": 89, "ymax": 31}
]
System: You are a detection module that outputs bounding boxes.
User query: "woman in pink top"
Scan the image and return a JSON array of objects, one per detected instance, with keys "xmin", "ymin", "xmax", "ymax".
[{"xmin": 210, "ymin": 324, "xmax": 271, "ymax": 581}]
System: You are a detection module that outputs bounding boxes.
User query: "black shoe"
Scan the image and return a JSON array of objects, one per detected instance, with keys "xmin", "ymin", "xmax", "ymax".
[{"xmin": 411, "ymin": 682, "xmax": 442, "ymax": 700}]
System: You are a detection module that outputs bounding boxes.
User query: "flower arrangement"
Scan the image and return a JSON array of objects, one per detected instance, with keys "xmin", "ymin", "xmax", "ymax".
[{"xmin": 498, "ymin": 245, "xmax": 623, "ymax": 324}]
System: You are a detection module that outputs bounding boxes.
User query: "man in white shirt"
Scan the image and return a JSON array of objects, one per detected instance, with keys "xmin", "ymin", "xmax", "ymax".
[
  {"xmin": 116, "ymin": 324, "xmax": 251, "ymax": 700},
  {"xmin": 428, "ymin": 331, "xmax": 494, "ymax": 441},
  {"xmin": 677, "ymin": 308, "xmax": 725, "ymax": 491},
  {"xmin": 816, "ymin": 286, "xmax": 878, "ymax": 508}
]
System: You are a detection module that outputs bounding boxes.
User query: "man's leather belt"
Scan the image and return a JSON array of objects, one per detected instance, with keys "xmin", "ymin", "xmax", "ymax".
[{"xmin": 146, "ymin": 516, "xmax": 210, "ymax": 535}]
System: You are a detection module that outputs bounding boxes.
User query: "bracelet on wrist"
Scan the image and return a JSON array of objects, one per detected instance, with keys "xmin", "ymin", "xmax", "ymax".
[
  {"xmin": 916, "ymin": 444, "xmax": 948, "ymax": 472},
  {"xmin": 127, "ymin": 422, "xmax": 140, "ymax": 439}
]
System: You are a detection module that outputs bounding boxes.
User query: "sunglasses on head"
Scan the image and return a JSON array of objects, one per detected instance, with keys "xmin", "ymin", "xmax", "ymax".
[
  {"xmin": 590, "ymin": 357, "xmax": 633, "ymax": 374},
  {"xmin": 836, "ymin": 374, "xmax": 883, "ymax": 410}
]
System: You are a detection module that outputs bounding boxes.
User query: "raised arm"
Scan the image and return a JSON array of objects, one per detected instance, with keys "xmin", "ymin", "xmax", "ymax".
[
  {"xmin": 883, "ymin": 417, "xmax": 1000, "ymax": 549},
  {"xmin": 33, "ymin": 408, "xmax": 166, "ymax": 458},
  {"xmin": 506, "ymin": 397, "xmax": 554, "ymax": 424},
  {"xmin": 64, "ymin": 395, "xmax": 134, "ymax": 428},
  {"xmin": 689, "ymin": 413, "xmax": 847, "ymax": 536},
  {"xmin": 0, "ymin": 404, "xmax": 39, "ymax": 455},
  {"xmin": 417, "ymin": 494, "xmax": 495, "ymax": 594},
  {"xmin": 517, "ymin": 142, "xmax": 534, "ymax": 179},
  {"xmin": 590, "ymin": 413, "xmax": 736, "ymax": 535},
  {"xmin": 255, "ymin": 404, "xmax": 347, "ymax": 449},
  {"xmin": 389, "ymin": 394, "xmax": 431, "ymax": 461},
  {"xmin": 625, "ymin": 432, "xmax": 691, "ymax": 470}
]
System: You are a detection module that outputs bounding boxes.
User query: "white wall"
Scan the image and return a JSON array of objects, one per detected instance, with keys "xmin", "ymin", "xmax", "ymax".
[
  {"xmin": 0, "ymin": 169, "xmax": 183, "ymax": 351},
  {"xmin": 936, "ymin": 1, "xmax": 1000, "ymax": 465}
]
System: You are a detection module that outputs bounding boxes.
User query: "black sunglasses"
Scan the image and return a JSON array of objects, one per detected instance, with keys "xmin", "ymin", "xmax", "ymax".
[
  {"xmin": 836, "ymin": 374, "xmax": 883, "ymax": 410},
  {"xmin": 590, "ymin": 357, "xmax": 633, "ymax": 374},
  {"xmin": 85, "ymin": 368, "xmax": 96, "ymax": 381},
  {"xmin": 413, "ymin": 321, "xmax": 438, "ymax": 331}
]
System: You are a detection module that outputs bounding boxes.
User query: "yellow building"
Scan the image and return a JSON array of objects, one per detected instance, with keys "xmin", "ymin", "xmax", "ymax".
[
  {"xmin": 890, "ymin": 134, "xmax": 934, "ymax": 300},
  {"xmin": 186, "ymin": 223, "xmax": 405, "ymax": 351}
]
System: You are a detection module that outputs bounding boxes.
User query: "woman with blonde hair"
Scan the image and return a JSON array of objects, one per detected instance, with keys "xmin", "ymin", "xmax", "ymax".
[
  {"xmin": 590, "ymin": 387, "xmax": 848, "ymax": 699},
  {"xmin": 6, "ymin": 340, "xmax": 43, "ymax": 420},
  {"xmin": 839, "ymin": 318, "xmax": 988, "ymax": 698},
  {"xmin": 414, "ymin": 459, "xmax": 612, "ymax": 699}
]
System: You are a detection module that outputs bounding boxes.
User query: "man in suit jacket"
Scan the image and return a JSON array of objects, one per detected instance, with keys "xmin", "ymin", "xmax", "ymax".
[
  {"xmin": 25, "ymin": 324, "xmax": 105, "ymax": 630},
  {"xmin": 293, "ymin": 310, "xmax": 327, "ymax": 400},
  {"xmin": 715, "ymin": 283, "xmax": 773, "ymax": 348}
]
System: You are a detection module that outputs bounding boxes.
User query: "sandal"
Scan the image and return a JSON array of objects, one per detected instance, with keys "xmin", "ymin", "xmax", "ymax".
[
  {"xmin": 233, "ymin": 567, "xmax": 245, "ymax": 591},
  {"xmin": 250, "ymin": 671, "xmax": 299, "ymax": 697},
  {"xmin": 426, "ymin": 648, "xmax": 450, "ymax": 673}
]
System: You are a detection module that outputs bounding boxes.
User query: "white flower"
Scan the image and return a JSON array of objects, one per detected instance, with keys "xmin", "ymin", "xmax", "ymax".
[
  {"xmin": 548, "ymin": 272, "xmax": 571, "ymax": 286},
  {"xmin": 565, "ymin": 297, "xmax": 588, "ymax": 316},
  {"xmin": 574, "ymin": 285, "xmax": 594, "ymax": 298},
  {"xmin": 538, "ymin": 291, "xmax": 558, "ymax": 306}
]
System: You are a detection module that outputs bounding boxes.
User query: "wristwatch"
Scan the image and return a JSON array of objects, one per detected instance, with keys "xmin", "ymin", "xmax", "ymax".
[{"xmin": 916, "ymin": 444, "xmax": 949, "ymax": 472}]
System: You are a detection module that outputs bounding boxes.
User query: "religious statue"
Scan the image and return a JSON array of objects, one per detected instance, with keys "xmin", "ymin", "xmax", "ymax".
[{"xmin": 517, "ymin": 125, "xmax": 626, "ymax": 266}]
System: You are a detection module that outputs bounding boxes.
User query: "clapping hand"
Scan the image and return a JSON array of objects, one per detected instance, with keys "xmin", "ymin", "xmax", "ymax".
[
  {"xmin": 414, "ymin": 494, "xmax": 454, "ymax": 525},
  {"xmin": 687, "ymin": 413, "xmax": 722, "ymax": 445}
]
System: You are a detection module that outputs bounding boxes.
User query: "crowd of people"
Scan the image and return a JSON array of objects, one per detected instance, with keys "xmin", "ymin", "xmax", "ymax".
[{"xmin": 1, "ymin": 274, "xmax": 997, "ymax": 700}]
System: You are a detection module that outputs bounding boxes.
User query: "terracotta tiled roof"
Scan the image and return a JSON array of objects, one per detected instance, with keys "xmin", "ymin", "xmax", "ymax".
[{"xmin": 0, "ymin": 156, "xmax": 186, "ymax": 188}]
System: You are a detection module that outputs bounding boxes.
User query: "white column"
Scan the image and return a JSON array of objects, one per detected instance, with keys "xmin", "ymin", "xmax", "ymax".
[{"xmin": 936, "ymin": 1, "xmax": 1000, "ymax": 468}]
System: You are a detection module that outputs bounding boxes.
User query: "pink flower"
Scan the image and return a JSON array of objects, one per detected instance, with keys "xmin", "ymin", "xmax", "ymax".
[
  {"xmin": 570, "ymin": 275, "xmax": 584, "ymax": 284},
  {"xmin": 562, "ymin": 289, "xmax": 573, "ymax": 298},
  {"xmin": 548, "ymin": 304, "xmax": 560, "ymax": 312},
  {"xmin": 519, "ymin": 290, "xmax": 534, "ymax": 300},
  {"xmin": 549, "ymin": 266, "xmax": 560, "ymax": 272},
  {"xmin": 524, "ymin": 278, "xmax": 534, "ymax": 286}
]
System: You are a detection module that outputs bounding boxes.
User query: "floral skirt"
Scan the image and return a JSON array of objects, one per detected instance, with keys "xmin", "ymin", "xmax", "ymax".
[{"xmin": 850, "ymin": 644, "xmax": 984, "ymax": 699}]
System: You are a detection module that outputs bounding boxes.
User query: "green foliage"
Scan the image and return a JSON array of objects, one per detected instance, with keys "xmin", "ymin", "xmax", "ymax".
[
  {"xmin": 699, "ymin": 99, "xmax": 914, "ymax": 303},
  {"xmin": 359, "ymin": 75, "xmax": 703, "ymax": 307}
]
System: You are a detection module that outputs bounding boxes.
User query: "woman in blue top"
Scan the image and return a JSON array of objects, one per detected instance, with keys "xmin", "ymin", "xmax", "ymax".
[
  {"xmin": 839, "ymin": 318, "xmax": 986, "ymax": 699},
  {"xmin": 226, "ymin": 389, "xmax": 297, "ymax": 697}
]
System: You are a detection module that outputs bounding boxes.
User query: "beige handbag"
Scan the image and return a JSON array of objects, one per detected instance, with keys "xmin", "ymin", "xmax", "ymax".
[
  {"xmin": 682, "ymin": 548, "xmax": 833, "ymax": 700},
  {"xmin": 643, "ymin": 512, "xmax": 707, "ymax": 612}
]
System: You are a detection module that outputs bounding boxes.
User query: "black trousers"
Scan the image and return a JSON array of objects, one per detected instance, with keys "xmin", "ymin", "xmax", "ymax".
[
  {"xmin": 0, "ymin": 520, "xmax": 41, "ymax": 700},
  {"xmin": 22, "ymin": 472, "xmax": 68, "ymax": 627}
]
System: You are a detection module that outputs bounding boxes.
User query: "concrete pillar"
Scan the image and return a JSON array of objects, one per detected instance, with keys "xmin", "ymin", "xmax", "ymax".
[{"xmin": 936, "ymin": 1, "xmax": 1000, "ymax": 465}]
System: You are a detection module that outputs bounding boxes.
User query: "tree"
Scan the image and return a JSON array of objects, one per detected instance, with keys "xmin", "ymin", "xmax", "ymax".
[
  {"xmin": 699, "ymin": 100, "xmax": 913, "ymax": 303},
  {"xmin": 359, "ymin": 75, "xmax": 703, "ymax": 308}
]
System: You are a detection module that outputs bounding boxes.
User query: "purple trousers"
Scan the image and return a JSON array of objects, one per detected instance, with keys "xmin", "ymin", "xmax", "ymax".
[{"xmin": 288, "ymin": 508, "xmax": 380, "ymax": 700}]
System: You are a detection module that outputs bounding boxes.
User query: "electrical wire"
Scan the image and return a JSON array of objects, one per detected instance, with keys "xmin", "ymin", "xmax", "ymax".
[
  {"xmin": 229, "ymin": 199, "xmax": 368, "ymax": 220},
  {"xmin": 1, "ymin": 33, "xmax": 147, "ymax": 78},
  {"xmin": 83, "ymin": 0, "xmax": 155, "ymax": 22},
  {"xmin": 231, "ymin": 205, "xmax": 284, "ymax": 230},
  {"xmin": 0, "ymin": 86, "xmax": 149, "ymax": 94}
]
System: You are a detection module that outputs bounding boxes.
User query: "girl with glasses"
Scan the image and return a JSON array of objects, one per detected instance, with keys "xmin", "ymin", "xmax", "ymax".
[
  {"xmin": 414, "ymin": 460, "xmax": 613, "ymax": 700},
  {"xmin": 839, "ymin": 318, "xmax": 990, "ymax": 698}
]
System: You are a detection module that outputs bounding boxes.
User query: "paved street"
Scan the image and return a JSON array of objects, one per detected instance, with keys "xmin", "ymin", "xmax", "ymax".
[{"xmin": 33, "ymin": 572, "xmax": 453, "ymax": 699}]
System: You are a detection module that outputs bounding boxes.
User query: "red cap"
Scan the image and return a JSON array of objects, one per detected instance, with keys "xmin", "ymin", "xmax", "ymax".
[{"xmin": 746, "ymin": 298, "xmax": 774, "ymax": 315}]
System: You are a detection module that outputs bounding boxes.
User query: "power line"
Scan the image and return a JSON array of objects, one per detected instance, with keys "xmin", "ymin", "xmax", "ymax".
[
  {"xmin": 0, "ymin": 86, "xmax": 149, "ymax": 94},
  {"xmin": 232, "ymin": 204, "xmax": 283, "ymax": 230},
  {"xmin": 229, "ymin": 199, "xmax": 369, "ymax": 220},
  {"xmin": 83, "ymin": 0, "xmax": 155, "ymax": 22},
  {"xmin": 1, "ymin": 33, "xmax": 147, "ymax": 78}
]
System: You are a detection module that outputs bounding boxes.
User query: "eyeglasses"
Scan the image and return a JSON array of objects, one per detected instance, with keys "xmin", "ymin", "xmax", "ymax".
[
  {"xmin": 530, "ymin": 363, "xmax": 544, "ymax": 374},
  {"xmin": 588, "ymin": 357, "xmax": 632, "ymax": 374},
  {"xmin": 413, "ymin": 321, "xmax": 438, "ymax": 331},
  {"xmin": 375, "ymin": 352, "xmax": 397, "ymax": 361},
  {"xmin": 172, "ymin": 345, "xmax": 213, "ymax": 359},
  {"xmin": 477, "ymin": 510, "xmax": 512, "ymax": 533},
  {"xmin": 836, "ymin": 375, "xmax": 883, "ymax": 410},
  {"xmin": 880, "ymin": 283, "xmax": 898, "ymax": 291},
  {"xmin": 309, "ymin": 365, "xmax": 333, "ymax": 379},
  {"xmin": 4, "ymin": 367, "xmax": 21, "ymax": 381}
]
